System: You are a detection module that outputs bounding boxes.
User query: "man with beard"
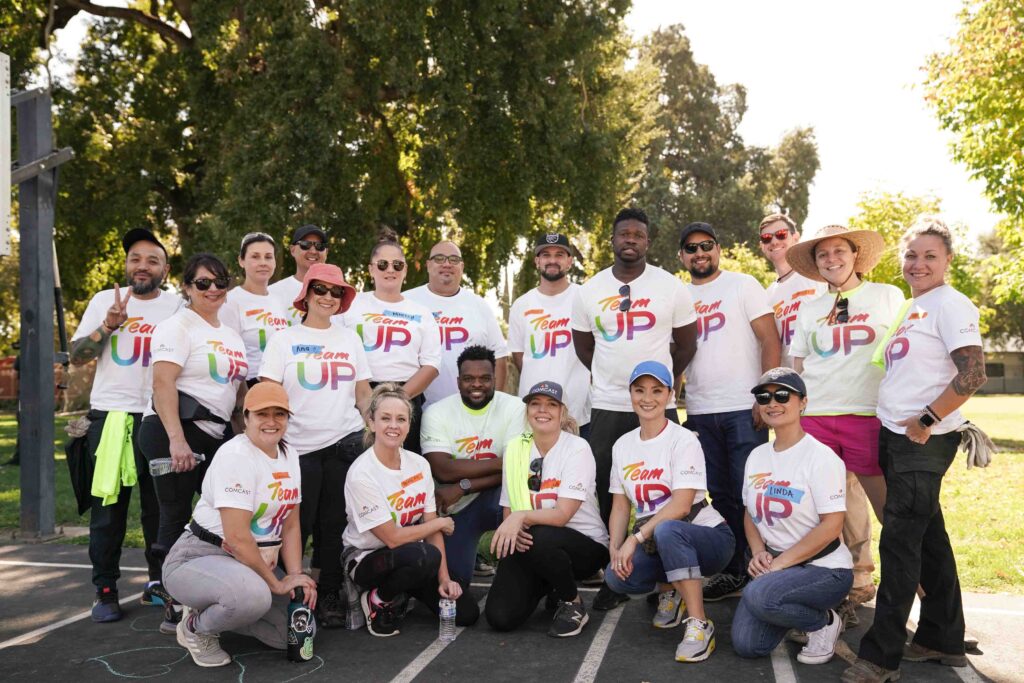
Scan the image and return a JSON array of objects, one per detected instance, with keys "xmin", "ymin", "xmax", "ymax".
[
  {"xmin": 70, "ymin": 228, "xmax": 181, "ymax": 622},
  {"xmin": 420, "ymin": 345, "xmax": 526, "ymax": 590},
  {"xmin": 269, "ymin": 224, "xmax": 329, "ymax": 326},
  {"xmin": 678, "ymin": 222, "xmax": 780, "ymax": 602},
  {"xmin": 508, "ymin": 234, "xmax": 591, "ymax": 435}
]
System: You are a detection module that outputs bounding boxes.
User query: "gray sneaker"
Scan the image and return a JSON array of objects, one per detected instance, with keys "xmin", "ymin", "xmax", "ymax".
[
  {"xmin": 653, "ymin": 589, "xmax": 685, "ymax": 629},
  {"xmin": 176, "ymin": 608, "xmax": 231, "ymax": 668},
  {"xmin": 674, "ymin": 617, "xmax": 715, "ymax": 662}
]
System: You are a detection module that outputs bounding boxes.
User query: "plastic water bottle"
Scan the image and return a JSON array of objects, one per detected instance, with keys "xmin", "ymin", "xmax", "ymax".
[
  {"xmin": 148, "ymin": 452, "xmax": 206, "ymax": 476},
  {"xmin": 438, "ymin": 598, "xmax": 457, "ymax": 643},
  {"xmin": 287, "ymin": 588, "xmax": 315, "ymax": 662}
]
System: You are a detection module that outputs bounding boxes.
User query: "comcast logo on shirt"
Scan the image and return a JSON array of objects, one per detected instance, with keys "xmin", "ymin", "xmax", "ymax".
[{"xmin": 224, "ymin": 482, "xmax": 252, "ymax": 495}]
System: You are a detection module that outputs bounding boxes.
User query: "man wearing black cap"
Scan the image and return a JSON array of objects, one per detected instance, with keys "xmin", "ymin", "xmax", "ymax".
[
  {"xmin": 269, "ymin": 224, "xmax": 328, "ymax": 326},
  {"xmin": 509, "ymin": 234, "xmax": 591, "ymax": 435},
  {"xmin": 70, "ymin": 228, "xmax": 181, "ymax": 622}
]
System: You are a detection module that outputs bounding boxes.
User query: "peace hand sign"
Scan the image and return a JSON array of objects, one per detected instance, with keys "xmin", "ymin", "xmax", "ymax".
[{"xmin": 103, "ymin": 283, "xmax": 131, "ymax": 331}]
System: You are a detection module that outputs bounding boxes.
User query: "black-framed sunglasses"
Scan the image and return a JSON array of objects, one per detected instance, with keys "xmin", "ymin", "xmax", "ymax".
[
  {"xmin": 375, "ymin": 259, "xmax": 406, "ymax": 272},
  {"xmin": 760, "ymin": 229, "xmax": 792, "ymax": 244},
  {"xmin": 754, "ymin": 389, "xmax": 797, "ymax": 405},
  {"xmin": 428, "ymin": 254, "xmax": 463, "ymax": 265},
  {"xmin": 618, "ymin": 284, "xmax": 631, "ymax": 312},
  {"xmin": 827, "ymin": 295, "xmax": 850, "ymax": 326},
  {"xmin": 682, "ymin": 239, "xmax": 717, "ymax": 254},
  {"xmin": 294, "ymin": 240, "xmax": 328, "ymax": 252},
  {"xmin": 527, "ymin": 457, "xmax": 544, "ymax": 492},
  {"xmin": 189, "ymin": 277, "xmax": 230, "ymax": 291},
  {"xmin": 309, "ymin": 282, "xmax": 345, "ymax": 299}
]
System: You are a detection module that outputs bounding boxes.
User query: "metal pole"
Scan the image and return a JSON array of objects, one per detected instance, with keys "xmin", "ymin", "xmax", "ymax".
[{"xmin": 16, "ymin": 91, "xmax": 57, "ymax": 537}]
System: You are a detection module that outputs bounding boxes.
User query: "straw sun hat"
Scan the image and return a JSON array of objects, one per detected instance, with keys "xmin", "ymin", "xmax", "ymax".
[{"xmin": 785, "ymin": 224, "xmax": 886, "ymax": 282}]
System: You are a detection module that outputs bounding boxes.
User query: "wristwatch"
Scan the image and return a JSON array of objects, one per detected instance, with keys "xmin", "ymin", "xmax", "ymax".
[
  {"xmin": 918, "ymin": 412, "xmax": 936, "ymax": 429},
  {"xmin": 458, "ymin": 478, "xmax": 472, "ymax": 493}
]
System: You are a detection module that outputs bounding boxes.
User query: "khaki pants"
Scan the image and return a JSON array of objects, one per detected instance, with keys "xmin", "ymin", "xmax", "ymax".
[{"xmin": 843, "ymin": 471, "xmax": 875, "ymax": 589}]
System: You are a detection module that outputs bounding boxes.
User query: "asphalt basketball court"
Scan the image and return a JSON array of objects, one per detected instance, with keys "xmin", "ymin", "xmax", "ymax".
[{"xmin": 1, "ymin": 543, "xmax": 1019, "ymax": 682}]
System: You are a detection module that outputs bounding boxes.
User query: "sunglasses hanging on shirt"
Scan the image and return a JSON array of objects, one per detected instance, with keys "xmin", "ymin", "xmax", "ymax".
[{"xmin": 527, "ymin": 457, "xmax": 544, "ymax": 492}]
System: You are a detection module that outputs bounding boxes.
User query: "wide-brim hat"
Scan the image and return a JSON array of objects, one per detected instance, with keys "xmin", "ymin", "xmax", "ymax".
[
  {"xmin": 293, "ymin": 263, "xmax": 357, "ymax": 314},
  {"xmin": 785, "ymin": 224, "xmax": 885, "ymax": 282}
]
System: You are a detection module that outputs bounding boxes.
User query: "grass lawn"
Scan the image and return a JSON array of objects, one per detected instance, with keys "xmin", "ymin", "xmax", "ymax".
[{"xmin": 0, "ymin": 397, "xmax": 1021, "ymax": 593}]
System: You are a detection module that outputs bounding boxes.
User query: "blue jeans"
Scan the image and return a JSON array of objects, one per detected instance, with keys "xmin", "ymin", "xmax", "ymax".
[
  {"xmin": 444, "ymin": 486, "xmax": 502, "ymax": 586},
  {"xmin": 685, "ymin": 410, "xmax": 768, "ymax": 574},
  {"xmin": 732, "ymin": 565, "xmax": 853, "ymax": 658},
  {"xmin": 604, "ymin": 521, "xmax": 734, "ymax": 593}
]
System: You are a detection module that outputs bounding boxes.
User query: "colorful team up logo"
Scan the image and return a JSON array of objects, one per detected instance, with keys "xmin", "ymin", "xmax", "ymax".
[
  {"xmin": 530, "ymin": 476, "xmax": 562, "ymax": 509},
  {"xmin": 207, "ymin": 340, "xmax": 248, "ymax": 384},
  {"xmin": 453, "ymin": 435, "xmax": 498, "ymax": 460},
  {"xmin": 811, "ymin": 312, "xmax": 874, "ymax": 358},
  {"xmin": 594, "ymin": 293, "xmax": 654, "ymax": 341},
  {"xmin": 251, "ymin": 471, "xmax": 299, "ymax": 537},
  {"xmin": 694, "ymin": 300, "xmax": 725, "ymax": 342},
  {"xmin": 290, "ymin": 343, "xmax": 355, "ymax": 390},
  {"xmin": 110, "ymin": 317, "xmax": 159, "ymax": 366},
  {"xmin": 621, "ymin": 461, "xmax": 671, "ymax": 515},
  {"xmin": 430, "ymin": 311, "xmax": 470, "ymax": 351},
  {"xmin": 773, "ymin": 288, "xmax": 818, "ymax": 347},
  {"xmin": 357, "ymin": 310, "xmax": 418, "ymax": 353},
  {"xmin": 387, "ymin": 471, "xmax": 427, "ymax": 527},
  {"xmin": 883, "ymin": 311, "xmax": 927, "ymax": 370},
  {"xmin": 748, "ymin": 472, "xmax": 808, "ymax": 526},
  {"xmin": 524, "ymin": 308, "xmax": 572, "ymax": 358},
  {"xmin": 243, "ymin": 308, "xmax": 292, "ymax": 351}
]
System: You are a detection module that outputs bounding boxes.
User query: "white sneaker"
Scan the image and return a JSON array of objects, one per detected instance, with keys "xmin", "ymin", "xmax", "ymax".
[
  {"xmin": 176, "ymin": 607, "xmax": 232, "ymax": 668},
  {"xmin": 674, "ymin": 617, "xmax": 715, "ymax": 662},
  {"xmin": 797, "ymin": 609, "xmax": 843, "ymax": 665},
  {"xmin": 653, "ymin": 589, "xmax": 685, "ymax": 629}
]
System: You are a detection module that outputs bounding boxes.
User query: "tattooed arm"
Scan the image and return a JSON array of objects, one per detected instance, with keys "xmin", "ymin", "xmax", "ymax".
[
  {"xmin": 69, "ymin": 324, "xmax": 114, "ymax": 365},
  {"xmin": 900, "ymin": 345, "xmax": 986, "ymax": 444}
]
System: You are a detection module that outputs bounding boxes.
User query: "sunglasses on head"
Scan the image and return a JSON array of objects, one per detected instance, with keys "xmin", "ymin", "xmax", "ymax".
[
  {"xmin": 754, "ymin": 389, "xmax": 799, "ymax": 405},
  {"xmin": 309, "ymin": 282, "xmax": 346, "ymax": 299},
  {"xmin": 618, "ymin": 284, "xmax": 631, "ymax": 312},
  {"xmin": 294, "ymin": 240, "xmax": 328, "ymax": 252},
  {"xmin": 760, "ymin": 229, "xmax": 792, "ymax": 244},
  {"xmin": 375, "ymin": 259, "xmax": 406, "ymax": 272},
  {"xmin": 428, "ymin": 254, "xmax": 463, "ymax": 265},
  {"xmin": 682, "ymin": 239, "xmax": 716, "ymax": 254},
  {"xmin": 189, "ymin": 277, "xmax": 230, "ymax": 291},
  {"xmin": 527, "ymin": 457, "xmax": 544, "ymax": 492}
]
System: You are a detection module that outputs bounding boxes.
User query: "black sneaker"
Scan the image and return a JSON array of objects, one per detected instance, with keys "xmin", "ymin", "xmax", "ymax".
[
  {"xmin": 316, "ymin": 589, "xmax": 347, "ymax": 629},
  {"xmin": 549, "ymin": 599, "xmax": 589, "ymax": 638},
  {"xmin": 702, "ymin": 573, "xmax": 749, "ymax": 602},
  {"xmin": 141, "ymin": 580, "xmax": 171, "ymax": 607},
  {"xmin": 159, "ymin": 600, "xmax": 182, "ymax": 635},
  {"xmin": 91, "ymin": 587, "xmax": 123, "ymax": 623},
  {"xmin": 592, "ymin": 583, "xmax": 629, "ymax": 611},
  {"xmin": 360, "ymin": 590, "xmax": 399, "ymax": 637}
]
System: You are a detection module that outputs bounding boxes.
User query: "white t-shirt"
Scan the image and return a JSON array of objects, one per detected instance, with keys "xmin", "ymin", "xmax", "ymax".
[
  {"xmin": 72, "ymin": 289, "xmax": 181, "ymax": 413},
  {"xmin": 609, "ymin": 421, "xmax": 724, "ymax": 528},
  {"xmin": 499, "ymin": 432, "xmax": 609, "ymax": 546},
  {"xmin": 684, "ymin": 270, "xmax": 772, "ymax": 414},
  {"xmin": 508, "ymin": 285, "xmax": 592, "ymax": 426},
  {"xmin": 342, "ymin": 447, "xmax": 437, "ymax": 561},
  {"xmin": 790, "ymin": 282, "xmax": 906, "ymax": 415},
  {"xmin": 404, "ymin": 285, "xmax": 510, "ymax": 407},
  {"xmin": 219, "ymin": 287, "xmax": 293, "ymax": 380},
  {"xmin": 268, "ymin": 275, "xmax": 304, "ymax": 327},
  {"xmin": 572, "ymin": 265, "xmax": 696, "ymax": 412},
  {"xmin": 338, "ymin": 292, "xmax": 443, "ymax": 383},
  {"xmin": 146, "ymin": 308, "xmax": 247, "ymax": 437},
  {"xmin": 259, "ymin": 323, "xmax": 371, "ymax": 454},
  {"xmin": 420, "ymin": 392, "xmax": 526, "ymax": 515},
  {"xmin": 190, "ymin": 434, "xmax": 302, "ymax": 543},
  {"xmin": 878, "ymin": 285, "xmax": 982, "ymax": 435},
  {"xmin": 765, "ymin": 273, "xmax": 828, "ymax": 368},
  {"xmin": 742, "ymin": 435, "xmax": 853, "ymax": 570}
]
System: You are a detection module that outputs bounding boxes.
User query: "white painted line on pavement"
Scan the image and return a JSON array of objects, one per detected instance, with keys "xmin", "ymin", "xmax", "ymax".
[
  {"xmin": 0, "ymin": 591, "xmax": 144, "ymax": 650},
  {"xmin": 953, "ymin": 663, "xmax": 987, "ymax": 683},
  {"xmin": 0, "ymin": 560, "xmax": 148, "ymax": 571},
  {"xmin": 770, "ymin": 642, "xmax": 798, "ymax": 683},
  {"xmin": 389, "ymin": 596, "xmax": 487, "ymax": 683},
  {"xmin": 572, "ymin": 606, "xmax": 623, "ymax": 683}
]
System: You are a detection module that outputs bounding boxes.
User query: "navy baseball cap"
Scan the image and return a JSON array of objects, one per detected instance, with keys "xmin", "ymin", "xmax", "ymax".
[
  {"xmin": 290, "ymin": 224, "xmax": 327, "ymax": 244},
  {"xmin": 534, "ymin": 233, "xmax": 573, "ymax": 255},
  {"xmin": 523, "ymin": 381, "xmax": 565, "ymax": 404},
  {"xmin": 751, "ymin": 367, "xmax": 808, "ymax": 397},
  {"xmin": 679, "ymin": 222, "xmax": 719, "ymax": 249},
  {"xmin": 122, "ymin": 228, "xmax": 168, "ymax": 259},
  {"xmin": 629, "ymin": 360, "xmax": 673, "ymax": 389}
]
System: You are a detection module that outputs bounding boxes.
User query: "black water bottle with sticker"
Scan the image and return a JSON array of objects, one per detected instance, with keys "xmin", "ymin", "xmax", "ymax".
[{"xmin": 287, "ymin": 588, "xmax": 315, "ymax": 662}]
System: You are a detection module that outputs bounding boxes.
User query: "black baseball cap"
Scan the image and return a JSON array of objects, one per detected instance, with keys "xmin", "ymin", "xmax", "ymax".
[
  {"xmin": 522, "ymin": 381, "xmax": 565, "ymax": 405},
  {"xmin": 534, "ymin": 233, "xmax": 573, "ymax": 255},
  {"xmin": 290, "ymin": 224, "xmax": 327, "ymax": 244},
  {"xmin": 679, "ymin": 222, "xmax": 719, "ymax": 249},
  {"xmin": 751, "ymin": 367, "xmax": 808, "ymax": 397},
  {"xmin": 122, "ymin": 228, "xmax": 168, "ymax": 259}
]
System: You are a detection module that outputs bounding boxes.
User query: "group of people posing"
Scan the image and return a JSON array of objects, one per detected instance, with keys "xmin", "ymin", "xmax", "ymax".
[{"xmin": 71, "ymin": 208, "xmax": 986, "ymax": 682}]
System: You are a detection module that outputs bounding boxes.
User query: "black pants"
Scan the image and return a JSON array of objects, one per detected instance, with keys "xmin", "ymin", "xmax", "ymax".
[
  {"xmin": 86, "ymin": 410, "xmax": 160, "ymax": 589},
  {"xmin": 138, "ymin": 416, "xmax": 228, "ymax": 573},
  {"xmin": 299, "ymin": 431, "xmax": 364, "ymax": 593},
  {"xmin": 587, "ymin": 408, "xmax": 679, "ymax": 523},
  {"xmin": 858, "ymin": 427, "xmax": 965, "ymax": 670},
  {"xmin": 484, "ymin": 525, "xmax": 609, "ymax": 632},
  {"xmin": 353, "ymin": 541, "xmax": 480, "ymax": 626},
  {"xmin": 370, "ymin": 383, "xmax": 425, "ymax": 454}
]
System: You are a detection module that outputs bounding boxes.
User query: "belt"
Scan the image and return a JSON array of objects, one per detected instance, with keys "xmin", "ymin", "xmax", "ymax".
[
  {"xmin": 684, "ymin": 499, "xmax": 708, "ymax": 523},
  {"xmin": 766, "ymin": 538, "xmax": 841, "ymax": 566},
  {"xmin": 189, "ymin": 520, "xmax": 280, "ymax": 548}
]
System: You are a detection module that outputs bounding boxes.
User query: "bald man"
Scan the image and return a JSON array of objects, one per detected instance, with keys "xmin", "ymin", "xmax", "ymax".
[{"xmin": 406, "ymin": 241, "xmax": 509, "ymax": 407}]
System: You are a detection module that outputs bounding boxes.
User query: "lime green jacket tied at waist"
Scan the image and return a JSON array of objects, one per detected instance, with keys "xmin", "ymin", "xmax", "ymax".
[
  {"xmin": 504, "ymin": 432, "xmax": 535, "ymax": 512},
  {"xmin": 90, "ymin": 411, "xmax": 137, "ymax": 506}
]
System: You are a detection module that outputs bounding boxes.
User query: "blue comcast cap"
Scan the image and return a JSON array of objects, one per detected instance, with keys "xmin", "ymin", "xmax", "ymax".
[
  {"xmin": 523, "ymin": 381, "xmax": 565, "ymax": 404},
  {"xmin": 751, "ymin": 367, "xmax": 807, "ymax": 397},
  {"xmin": 629, "ymin": 361, "xmax": 673, "ymax": 389}
]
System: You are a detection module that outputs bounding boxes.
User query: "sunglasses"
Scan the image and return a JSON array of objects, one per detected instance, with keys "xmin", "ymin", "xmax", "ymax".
[
  {"xmin": 618, "ymin": 284, "xmax": 631, "ymax": 312},
  {"xmin": 428, "ymin": 254, "xmax": 463, "ymax": 265},
  {"xmin": 760, "ymin": 229, "xmax": 792, "ymax": 244},
  {"xmin": 827, "ymin": 295, "xmax": 850, "ymax": 326},
  {"xmin": 294, "ymin": 240, "xmax": 328, "ymax": 252},
  {"xmin": 527, "ymin": 457, "xmax": 544, "ymax": 492},
  {"xmin": 375, "ymin": 259, "xmax": 406, "ymax": 272},
  {"xmin": 189, "ymin": 277, "xmax": 230, "ymax": 291},
  {"xmin": 309, "ymin": 282, "xmax": 346, "ymax": 299},
  {"xmin": 682, "ymin": 240, "xmax": 716, "ymax": 254},
  {"xmin": 754, "ymin": 389, "xmax": 798, "ymax": 405}
]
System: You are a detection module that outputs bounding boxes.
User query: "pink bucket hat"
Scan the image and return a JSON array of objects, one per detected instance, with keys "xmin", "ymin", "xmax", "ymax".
[{"xmin": 293, "ymin": 263, "xmax": 357, "ymax": 314}]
